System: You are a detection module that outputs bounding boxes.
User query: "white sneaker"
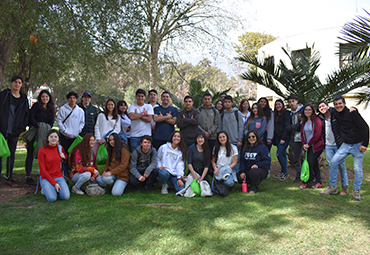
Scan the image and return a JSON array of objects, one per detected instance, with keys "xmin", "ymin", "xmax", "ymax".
[
  {"xmin": 161, "ymin": 184, "xmax": 168, "ymax": 194},
  {"xmin": 72, "ymin": 185, "xmax": 84, "ymax": 195}
]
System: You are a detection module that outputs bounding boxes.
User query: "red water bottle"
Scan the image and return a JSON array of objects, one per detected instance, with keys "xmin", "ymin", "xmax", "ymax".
[{"xmin": 242, "ymin": 178, "xmax": 247, "ymax": 193}]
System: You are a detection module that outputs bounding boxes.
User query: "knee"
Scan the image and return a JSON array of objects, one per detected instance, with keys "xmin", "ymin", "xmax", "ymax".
[
  {"xmin": 46, "ymin": 194, "xmax": 57, "ymax": 203},
  {"xmin": 112, "ymin": 188, "xmax": 124, "ymax": 196}
]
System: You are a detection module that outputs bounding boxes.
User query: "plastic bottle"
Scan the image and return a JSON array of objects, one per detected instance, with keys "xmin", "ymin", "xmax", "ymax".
[{"xmin": 242, "ymin": 178, "xmax": 247, "ymax": 193}]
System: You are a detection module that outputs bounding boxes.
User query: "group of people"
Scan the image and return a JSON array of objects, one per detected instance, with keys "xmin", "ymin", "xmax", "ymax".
[{"xmin": 0, "ymin": 75, "xmax": 368, "ymax": 202}]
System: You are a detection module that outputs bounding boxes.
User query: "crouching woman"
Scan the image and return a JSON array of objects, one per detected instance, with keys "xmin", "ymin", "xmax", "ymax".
[
  {"xmin": 101, "ymin": 133, "xmax": 130, "ymax": 196},
  {"xmin": 239, "ymin": 130, "xmax": 270, "ymax": 194},
  {"xmin": 38, "ymin": 129, "xmax": 70, "ymax": 202}
]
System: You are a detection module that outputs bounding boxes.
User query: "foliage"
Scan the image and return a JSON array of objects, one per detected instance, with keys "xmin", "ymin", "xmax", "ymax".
[
  {"xmin": 235, "ymin": 32, "xmax": 276, "ymax": 56},
  {"xmin": 238, "ymin": 44, "xmax": 370, "ymax": 106}
]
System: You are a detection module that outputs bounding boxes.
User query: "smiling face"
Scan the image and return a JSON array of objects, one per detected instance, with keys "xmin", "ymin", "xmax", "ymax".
[
  {"xmin": 247, "ymin": 132, "xmax": 257, "ymax": 146},
  {"xmin": 106, "ymin": 100, "xmax": 115, "ymax": 113},
  {"xmin": 242, "ymin": 100, "xmax": 249, "ymax": 111},
  {"xmin": 259, "ymin": 99, "xmax": 267, "ymax": 109},
  {"xmin": 108, "ymin": 135, "xmax": 115, "ymax": 147},
  {"xmin": 318, "ymin": 102, "xmax": 330, "ymax": 115},
  {"xmin": 140, "ymin": 138, "xmax": 151, "ymax": 152},
  {"xmin": 161, "ymin": 93, "xmax": 170, "ymax": 105},
  {"xmin": 216, "ymin": 101, "xmax": 223, "ymax": 110},
  {"xmin": 275, "ymin": 101, "xmax": 283, "ymax": 112},
  {"xmin": 252, "ymin": 104, "xmax": 258, "ymax": 115},
  {"xmin": 11, "ymin": 79, "xmax": 23, "ymax": 92},
  {"xmin": 149, "ymin": 91, "xmax": 157, "ymax": 103},
  {"xmin": 40, "ymin": 92, "xmax": 50, "ymax": 106},
  {"xmin": 68, "ymin": 95, "xmax": 77, "ymax": 108},
  {"xmin": 172, "ymin": 132, "xmax": 181, "ymax": 145},
  {"xmin": 334, "ymin": 99, "xmax": 346, "ymax": 112},
  {"xmin": 218, "ymin": 132, "xmax": 228, "ymax": 146},
  {"xmin": 136, "ymin": 93, "xmax": 145, "ymax": 106},
  {"xmin": 184, "ymin": 98, "xmax": 193, "ymax": 110},
  {"xmin": 196, "ymin": 135, "xmax": 205, "ymax": 146},
  {"xmin": 304, "ymin": 106, "xmax": 313, "ymax": 119},
  {"xmin": 47, "ymin": 132, "xmax": 59, "ymax": 146},
  {"xmin": 89, "ymin": 136, "xmax": 95, "ymax": 148},
  {"xmin": 119, "ymin": 104, "xmax": 127, "ymax": 113}
]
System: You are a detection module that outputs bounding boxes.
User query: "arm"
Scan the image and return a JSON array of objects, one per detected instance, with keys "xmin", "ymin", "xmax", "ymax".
[
  {"xmin": 56, "ymin": 107, "xmax": 66, "ymax": 134},
  {"xmin": 144, "ymin": 149, "xmax": 157, "ymax": 176},
  {"xmin": 307, "ymin": 118, "xmax": 323, "ymax": 146},
  {"xmin": 110, "ymin": 148, "xmax": 130, "ymax": 176},
  {"xmin": 238, "ymin": 112, "xmax": 244, "ymax": 143},
  {"xmin": 352, "ymin": 111, "xmax": 370, "ymax": 148},
  {"xmin": 257, "ymin": 118, "xmax": 267, "ymax": 138},
  {"xmin": 230, "ymin": 155, "xmax": 238, "ymax": 169},
  {"xmin": 281, "ymin": 111, "xmax": 292, "ymax": 141},
  {"xmin": 255, "ymin": 146, "xmax": 271, "ymax": 169},
  {"xmin": 181, "ymin": 110, "xmax": 200, "ymax": 126},
  {"xmin": 78, "ymin": 108, "xmax": 85, "ymax": 134},
  {"xmin": 176, "ymin": 110, "xmax": 186, "ymax": 129},
  {"xmin": 209, "ymin": 110, "xmax": 220, "ymax": 136},
  {"xmin": 113, "ymin": 116, "xmax": 121, "ymax": 134},
  {"xmin": 38, "ymin": 149, "xmax": 57, "ymax": 186},
  {"xmin": 94, "ymin": 114, "xmax": 102, "ymax": 142},
  {"xmin": 129, "ymin": 150, "xmax": 142, "ymax": 179},
  {"xmin": 266, "ymin": 111, "xmax": 274, "ymax": 143},
  {"xmin": 187, "ymin": 146, "xmax": 199, "ymax": 180},
  {"xmin": 28, "ymin": 104, "xmax": 38, "ymax": 128},
  {"xmin": 156, "ymin": 146, "xmax": 163, "ymax": 169}
]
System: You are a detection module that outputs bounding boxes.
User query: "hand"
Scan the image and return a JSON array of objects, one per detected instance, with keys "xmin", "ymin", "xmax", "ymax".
[
  {"xmin": 193, "ymin": 174, "xmax": 200, "ymax": 181},
  {"xmin": 267, "ymin": 141, "xmax": 272, "ymax": 145},
  {"xmin": 127, "ymin": 126, "xmax": 131, "ymax": 132},
  {"xmin": 159, "ymin": 112, "xmax": 163, "ymax": 116},
  {"xmin": 177, "ymin": 179, "xmax": 184, "ymax": 188},
  {"xmin": 198, "ymin": 177, "xmax": 204, "ymax": 182},
  {"xmin": 182, "ymin": 114, "xmax": 186, "ymax": 119},
  {"xmin": 303, "ymin": 144, "xmax": 310, "ymax": 150},
  {"xmin": 143, "ymin": 173, "xmax": 149, "ymax": 178},
  {"xmin": 59, "ymin": 153, "xmax": 66, "ymax": 160},
  {"xmin": 93, "ymin": 169, "xmax": 99, "ymax": 176},
  {"xmin": 54, "ymin": 183, "xmax": 61, "ymax": 193},
  {"xmin": 349, "ymin": 107, "xmax": 357, "ymax": 112},
  {"xmin": 97, "ymin": 139, "xmax": 102, "ymax": 145},
  {"xmin": 359, "ymin": 145, "xmax": 367, "ymax": 153},
  {"xmin": 240, "ymin": 173, "xmax": 246, "ymax": 179},
  {"xmin": 237, "ymin": 141, "xmax": 242, "ymax": 147},
  {"xmin": 280, "ymin": 140, "xmax": 285, "ymax": 145},
  {"xmin": 167, "ymin": 111, "xmax": 172, "ymax": 118},
  {"xmin": 102, "ymin": 171, "xmax": 112, "ymax": 177},
  {"xmin": 159, "ymin": 166, "xmax": 166, "ymax": 170},
  {"xmin": 214, "ymin": 168, "xmax": 220, "ymax": 175},
  {"xmin": 139, "ymin": 176, "xmax": 146, "ymax": 182},
  {"xmin": 251, "ymin": 164, "xmax": 258, "ymax": 169},
  {"xmin": 191, "ymin": 115, "xmax": 194, "ymax": 119},
  {"xmin": 204, "ymin": 132, "xmax": 210, "ymax": 137}
]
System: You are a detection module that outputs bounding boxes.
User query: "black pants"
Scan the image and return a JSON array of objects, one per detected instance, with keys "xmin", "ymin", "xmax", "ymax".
[
  {"xmin": 130, "ymin": 168, "xmax": 158, "ymax": 187},
  {"xmin": 238, "ymin": 167, "xmax": 268, "ymax": 192},
  {"xmin": 307, "ymin": 147, "xmax": 322, "ymax": 184},
  {"xmin": 0, "ymin": 134, "xmax": 19, "ymax": 179},
  {"xmin": 59, "ymin": 135, "xmax": 75, "ymax": 177},
  {"xmin": 25, "ymin": 139, "xmax": 36, "ymax": 177},
  {"xmin": 292, "ymin": 141, "xmax": 303, "ymax": 177},
  {"xmin": 152, "ymin": 139, "xmax": 167, "ymax": 150}
]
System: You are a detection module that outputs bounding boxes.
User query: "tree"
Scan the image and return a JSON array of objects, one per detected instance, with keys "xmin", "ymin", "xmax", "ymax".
[
  {"xmin": 238, "ymin": 44, "xmax": 370, "ymax": 106},
  {"xmin": 339, "ymin": 10, "xmax": 370, "ymax": 106},
  {"xmin": 235, "ymin": 32, "xmax": 276, "ymax": 56}
]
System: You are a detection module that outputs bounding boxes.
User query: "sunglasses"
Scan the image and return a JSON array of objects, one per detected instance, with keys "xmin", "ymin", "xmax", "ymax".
[{"xmin": 248, "ymin": 135, "xmax": 256, "ymax": 139}]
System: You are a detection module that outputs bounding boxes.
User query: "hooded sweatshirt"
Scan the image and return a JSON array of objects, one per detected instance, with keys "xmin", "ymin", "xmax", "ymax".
[
  {"xmin": 289, "ymin": 104, "xmax": 303, "ymax": 142},
  {"xmin": 218, "ymin": 107, "xmax": 244, "ymax": 145},
  {"xmin": 56, "ymin": 103, "xmax": 85, "ymax": 138},
  {"xmin": 130, "ymin": 145, "xmax": 157, "ymax": 179},
  {"xmin": 157, "ymin": 142, "xmax": 185, "ymax": 178},
  {"xmin": 240, "ymin": 143, "xmax": 271, "ymax": 174},
  {"xmin": 198, "ymin": 103, "xmax": 219, "ymax": 140}
]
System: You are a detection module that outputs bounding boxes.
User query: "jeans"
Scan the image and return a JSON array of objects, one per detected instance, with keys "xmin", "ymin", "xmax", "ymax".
[
  {"xmin": 71, "ymin": 172, "xmax": 91, "ymax": 189},
  {"xmin": 158, "ymin": 168, "xmax": 184, "ymax": 192},
  {"xmin": 59, "ymin": 135, "xmax": 75, "ymax": 177},
  {"xmin": 130, "ymin": 137, "xmax": 141, "ymax": 153},
  {"xmin": 102, "ymin": 175, "xmax": 128, "ymax": 196},
  {"xmin": 211, "ymin": 165, "xmax": 235, "ymax": 192},
  {"xmin": 274, "ymin": 136, "xmax": 291, "ymax": 174},
  {"xmin": 326, "ymin": 145, "xmax": 348, "ymax": 187},
  {"xmin": 329, "ymin": 142, "xmax": 364, "ymax": 190},
  {"xmin": 0, "ymin": 135, "xmax": 18, "ymax": 179},
  {"xmin": 40, "ymin": 176, "xmax": 70, "ymax": 203}
]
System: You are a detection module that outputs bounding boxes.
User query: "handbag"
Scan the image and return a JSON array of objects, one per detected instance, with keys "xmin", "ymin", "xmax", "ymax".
[
  {"xmin": 0, "ymin": 133, "xmax": 11, "ymax": 157},
  {"xmin": 190, "ymin": 180, "xmax": 201, "ymax": 196},
  {"xmin": 213, "ymin": 178, "xmax": 229, "ymax": 197},
  {"xmin": 67, "ymin": 135, "xmax": 83, "ymax": 154},
  {"xmin": 300, "ymin": 150, "xmax": 310, "ymax": 182},
  {"xmin": 96, "ymin": 144, "xmax": 108, "ymax": 165},
  {"xmin": 200, "ymin": 180, "xmax": 213, "ymax": 197}
]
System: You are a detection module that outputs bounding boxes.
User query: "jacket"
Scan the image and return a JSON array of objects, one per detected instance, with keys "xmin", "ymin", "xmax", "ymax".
[
  {"xmin": 0, "ymin": 89, "xmax": 29, "ymax": 137},
  {"xmin": 300, "ymin": 115, "xmax": 325, "ymax": 153},
  {"xmin": 198, "ymin": 103, "xmax": 219, "ymax": 140},
  {"xmin": 240, "ymin": 143, "xmax": 271, "ymax": 174},
  {"xmin": 130, "ymin": 145, "xmax": 157, "ymax": 179},
  {"xmin": 273, "ymin": 110, "xmax": 292, "ymax": 143},
  {"xmin": 157, "ymin": 142, "xmax": 185, "ymax": 178},
  {"xmin": 317, "ymin": 107, "xmax": 343, "ymax": 147},
  {"xmin": 176, "ymin": 107, "xmax": 200, "ymax": 145},
  {"xmin": 265, "ymin": 110, "xmax": 274, "ymax": 144},
  {"xmin": 56, "ymin": 103, "xmax": 85, "ymax": 139},
  {"xmin": 290, "ymin": 104, "xmax": 303, "ymax": 142},
  {"xmin": 78, "ymin": 102, "xmax": 99, "ymax": 136},
  {"xmin": 102, "ymin": 148, "xmax": 130, "ymax": 182},
  {"xmin": 218, "ymin": 107, "xmax": 244, "ymax": 145}
]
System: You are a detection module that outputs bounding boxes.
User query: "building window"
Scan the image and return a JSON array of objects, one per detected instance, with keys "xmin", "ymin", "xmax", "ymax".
[{"xmin": 339, "ymin": 43, "xmax": 355, "ymax": 67}]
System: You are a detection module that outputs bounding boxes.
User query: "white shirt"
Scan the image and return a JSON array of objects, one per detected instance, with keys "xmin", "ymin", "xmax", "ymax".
[
  {"xmin": 215, "ymin": 144, "xmax": 238, "ymax": 168},
  {"xmin": 128, "ymin": 103, "xmax": 154, "ymax": 137},
  {"xmin": 94, "ymin": 113, "xmax": 121, "ymax": 141}
]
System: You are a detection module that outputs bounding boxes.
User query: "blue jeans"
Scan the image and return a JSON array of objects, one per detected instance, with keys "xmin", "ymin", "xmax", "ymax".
[
  {"xmin": 326, "ymin": 145, "xmax": 348, "ymax": 187},
  {"xmin": 329, "ymin": 142, "xmax": 364, "ymax": 190},
  {"xmin": 102, "ymin": 175, "xmax": 128, "ymax": 196},
  {"xmin": 158, "ymin": 168, "xmax": 184, "ymax": 192},
  {"xmin": 211, "ymin": 165, "xmax": 234, "ymax": 192},
  {"xmin": 274, "ymin": 136, "xmax": 291, "ymax": 174},
  {"xmin": 40, "ymin": 177, "xmax": 70, "ymax": 203},
  {"xmin": 130, "ymin": 137, "xmax": 141, "ymax": 152},
  {"xmin": 71, "ymin": 172, "xmax": 91, "ymax": 189}
]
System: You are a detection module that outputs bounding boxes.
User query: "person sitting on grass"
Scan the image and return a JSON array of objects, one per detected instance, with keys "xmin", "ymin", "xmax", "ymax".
[
  {"xmin": 38, "ymin": 129, "xmax": 70, "ymax": 203},
  {"xmin": 157, "ymin": 131, "xmax": 187, "ymax": 195},
  {"xmin": 101, "ymin": 133, "xmax": 130, "ymax": 196},
  {"xmin": 69, "ymin": 134, "xmax": 100, "ymax": 195},
  {"xmin": 239, "ymin": 130, "xmax": 270, "ymax": 194},
  {"xmin": 187, "ymin": 132, "xmax": 211, "ymax": 184}
]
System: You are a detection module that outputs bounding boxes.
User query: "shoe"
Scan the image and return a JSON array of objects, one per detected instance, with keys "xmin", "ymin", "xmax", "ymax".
[
  {"xmin": 279, "ymin": 173, "xmax": 290, "ymax": 181},
  {"xmin": 312, "ymin": 183, "xmax": 323, "ymax": 189},
  {"xmin": 293, "ymin": 177, "xmax": 301, "ymax": 183},
  {"xmin": 273, "ymin": 173, "xmax": 284, "ymax": 179},
  {"xmin": 5, "ymin": 177, "xmax": 18, "ymax": 187},
  {"xmin": 145, "ymin": 185, "xmax": 154, "ymax": 193},
  {"xmin": 353, "ymin": 189, "xmax": 361, "ymax": 201},
  {"xmin": 161, "ymin": 184, "xmax": 168, "ymax": 194},
  {"xmin": 340, "ymin": 185, "xmax": 349, "ymax": 196},
  {"xmin": 249, "ymin": 190, "xmax": 256, "ymax": 194},
  {"xmin": 320, "ymin": 185, "xmax": 338, "ymax": 196},
  {"xmin": 266, "ymin": 170, "xmax": 271, "ymax": 179},
  {"xmin": 72, "ymin": 185, "xmax": 84, "ymax": 195},
  {"xmin": 26, "ymin": 177, "xmax": 37, "ymax": 186},
  {"xmin": 300, "ymin": 182, "xmax": 307, "ymax": 189},
  {"xmin": 229, "ymin": 186, "xmax": 235, "ymax": 192},
  {"xmin": 135, "ymin": 185, "xmax": 143, "ymax": 192}
]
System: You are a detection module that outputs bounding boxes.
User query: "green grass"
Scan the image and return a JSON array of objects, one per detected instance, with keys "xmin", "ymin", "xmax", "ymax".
[{"xmin": 1, "ymin": 147, "xmax": 370, "ymax": 254}]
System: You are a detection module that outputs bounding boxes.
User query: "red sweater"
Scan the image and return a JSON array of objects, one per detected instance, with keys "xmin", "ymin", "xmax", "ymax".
[{"xmin": 38, "ymin": 145, "xmax": 66, "ymax": 186}]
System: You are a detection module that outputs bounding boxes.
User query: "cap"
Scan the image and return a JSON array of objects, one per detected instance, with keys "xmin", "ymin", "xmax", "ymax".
[{"xmin": 82, "ymin": 91, "xmax": 91, "ymax": 97}]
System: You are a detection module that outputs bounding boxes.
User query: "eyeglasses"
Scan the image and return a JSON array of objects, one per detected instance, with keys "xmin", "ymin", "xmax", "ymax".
[
  {"xmin": 48, "ymin": 135, "xmax": 58, "ymax": 139},
  {"xmin": 248, "ymin": 135, "xmax": 256, "ymax": 139}
]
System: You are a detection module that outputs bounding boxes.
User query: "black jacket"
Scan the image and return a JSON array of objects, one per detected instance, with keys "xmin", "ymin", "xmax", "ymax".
[
  {"xmin": 273, "ymin": 110, "xmax": 291, "ymax": 143},
  {"xmin": 0, "ymin": 89, "xmax": 29, "ymax": 137},
  {"xmin": 317, "ymin": 107, "xmax": 343, "ymax": 147},
  {"xmin": 78, "ymin": 102, "xmax": 99, "ymax": 136}
]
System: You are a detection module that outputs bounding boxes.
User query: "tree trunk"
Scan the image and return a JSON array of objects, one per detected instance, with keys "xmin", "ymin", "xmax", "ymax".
[{"xmin": 149, "ymin": 38, "xmax": 161, "ymax": 89}]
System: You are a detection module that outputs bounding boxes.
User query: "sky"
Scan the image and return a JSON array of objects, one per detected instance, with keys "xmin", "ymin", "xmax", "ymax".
[{"xmin": 182, "ymin": 0, "xmax": 370, "ymax": 75}]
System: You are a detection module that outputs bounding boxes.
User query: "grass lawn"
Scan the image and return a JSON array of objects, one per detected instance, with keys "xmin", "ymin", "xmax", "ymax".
[{"xmin": 1, "ymin": 147, "xmax": 370, "ymax": 254}]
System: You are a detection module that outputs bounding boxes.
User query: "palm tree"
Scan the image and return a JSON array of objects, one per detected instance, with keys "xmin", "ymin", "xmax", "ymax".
[
  {"xmin": 339, "ymin": 10, "xmax": 370, "ymax": 106},
  {"xmin": 238, "ymin": 44, "xmax": 370, "ymax": 106}
]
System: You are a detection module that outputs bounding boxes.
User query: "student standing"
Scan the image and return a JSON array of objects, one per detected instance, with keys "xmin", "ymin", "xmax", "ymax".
[
  {"xmin": 78, "ymin": 91, "xmax": 99, "ymax": 137},
  {"xmin": 198, "ymin": 92, "xmax": 219, "ymax": 152},
  {"xmin": 246, "ymin": 103, "xmax": 267, "ymax": 141}
]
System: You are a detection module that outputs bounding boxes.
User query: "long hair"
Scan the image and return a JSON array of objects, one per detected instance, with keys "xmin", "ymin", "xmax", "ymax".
[
  {"xmin": 167, "ymin": 131, "xmax": 187, "ymax": 162},
  {"xmin": 194, "ymin": 132, "xmax": 211, "ymax": 166},
  {"xmin": 107, "ymin": 133, "xmax": 128, "ymax": 164},
  {"xmin": 244, "ymin": 130, "xmax": 264, "ymax": 151},
  {"xmin": 103, "ymin": 99, "xmax": 118, "ymax": 120},
  {"xmin": 238, "ymin": 99, "xmax": 251, "ymax": 113},
  {"xmin": 301, "ymin": 103, "xmax": 316, "ymax": 122},
  {"xmin": 274, "ymin": 99, "xmax": 287, "ymax": 121},
  {"xmin": 69, "ymin": 134, "xmax": 94, "ymax": 169},
  {"xmin": 247, "ymin": 103, "xmax": 265, "ymax": 130},
  {"xmin": 258, "ymin": 97, "xmax": 272, "ymax": 122},
  {"xmin": 213, "ymin": 131, "xmax": 231, "ymax": 163},
  {"xmin": 117, "ymin": 100, "xmax": 128, "ymax": 116},
  {"xmin": 43, "ymin": 129, "xmax": 60, "ymax": 148},
  {"xmin": 37, "ymin": 90, "xmax": 55, "ymax": 117},
  {"xmin": 216, "ymin": 99, "xmax": 224, "ymax": 114}
]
